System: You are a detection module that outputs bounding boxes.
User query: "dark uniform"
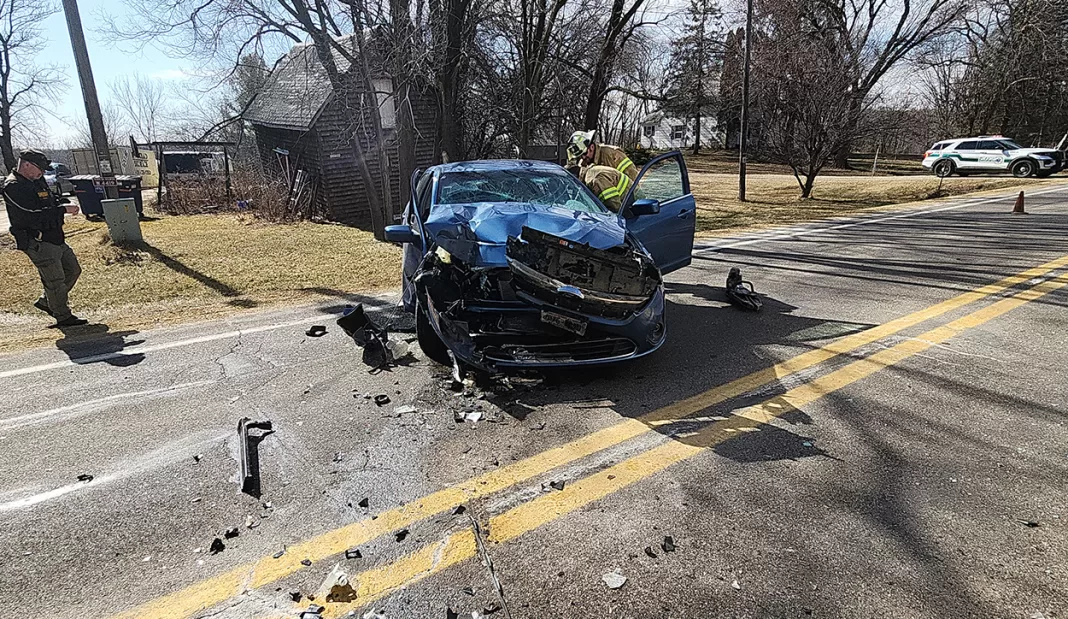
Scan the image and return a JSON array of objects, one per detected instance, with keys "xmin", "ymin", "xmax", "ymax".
[{"xmin": 4, "ymin": 150, "xmax": 82, "ymax": 323}]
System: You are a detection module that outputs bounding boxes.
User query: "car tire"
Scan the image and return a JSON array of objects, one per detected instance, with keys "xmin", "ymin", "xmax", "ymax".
[
  {"xmin": 416, "ymin": 302, "xmax": 452, "ymax": 366},
  {"xmin": 1012, "ymin": 159, "xmax": 1036, "ymax": 178},
  {"xmin": 933, "ymin": 160, "xmax": 954, "ymax": 178}
]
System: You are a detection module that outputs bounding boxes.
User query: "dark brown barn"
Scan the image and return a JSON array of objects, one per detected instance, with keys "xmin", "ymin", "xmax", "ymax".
[{"xmin": 245, "ymin": 35, "xmax": 437, "ymax": 227}]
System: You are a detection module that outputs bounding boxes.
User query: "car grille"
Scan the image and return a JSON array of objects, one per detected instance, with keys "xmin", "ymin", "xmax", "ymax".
[{"xmin": 482, "ymin": 338, "xmax": 637, "ymax": 364}]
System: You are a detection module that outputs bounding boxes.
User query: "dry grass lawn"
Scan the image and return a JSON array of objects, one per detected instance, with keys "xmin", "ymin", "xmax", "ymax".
[
  {"xmin": 690, "ymin": 173, "xmax": 1056, "ymax": 235},
  {"xmin": 0, "ymin": 213, "xmax": 400, "ymax": 351}
]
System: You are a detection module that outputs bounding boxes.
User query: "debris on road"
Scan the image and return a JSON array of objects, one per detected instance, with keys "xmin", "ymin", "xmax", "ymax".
[
  {"xmin": 602, "ymin": 570, "xmax": 627, "ymax": 589},
  {"xmin": 395, "ymin": 529, "xmax": 409, "ymax": 542},
  {"xmin": 272, "ymin": 547, "xmax": 286, "ymax": 559},
  {"xmin": 731, "ymin": 579, "xmax": 741, "ymax": 590},
  {"xmin": 209, "ymin": 538, "xmax": 225, "ymax": 554},
  {"xmin": 337, "ymin": 304, "xmax": 411, "ymax": 370},
  {"xmin": 361, "ymin": 609, "xmax": 387, "ymax": 619},
  {"xmin": 305, "ymin": 325, "xmax": 328, "ymax": 337},
  {"xmin": 467, "ymin": 513, "xmax": 513, "ymax": 619},
  {"xmin": 374, "ymin": 394, "xmax": 391, "ymax": 406},
  {"xmin": 224, "ymin": 527, "xmax": 240, "ymax": 539},
  {"xmin": 333, "ymin": 451, "xmax": 344, "ymax": 463},
  {"xmin": 289, "ymin": 591, "xmax": 302, "ymax": 602},
  {"xmin": 298, "ymin": 604, "xmax": 325, "ymax": 619},
  {"xmin": 345, "ymin": 548, "xmax": 362, "ymax": 559},
  {"xmin": 447, "ymin": 608, "xmax": 459, "ymax": 619},
  {"xmin": 319, "ymin": 563, "xmax": 358, "ymax": 603},
  {"xmin": 358, "ymin": 497, "xmax": 370, "ymax": 508},
  {"xmin": 725, "ymin": 267, "xmax": 762, "ymax": 311},
  {"xmin": 644, "ymin": 546, "xmax": 657, "ymax": 558},
  {"xmin": 77, "ymin": 474, "xmax": 93, "ymax": 482},
  {"xmin": 661, "ymin": 536, "xmax": 676, "ymax": 552},
  {"xmin": 301, "ymin": 558, "xmax": 312, "ymax": 566},
  {"xmin": 453, "ymin": 505, "xmax": 467, "ymax": 515},
  {"xmin": 394, "ymin": 404, "xmax": 418, "ymax": 415},
  {"xmin": 192, "ymin": 454, "xmax": 202, "ymax": 464},
  {"xmin": 237, "ymin": 417, "xmax": 274, "ymax": 495},
  {"xmin": 245, "ymin": 515, "xmax": 257, "ymax": 529},
  {"xmin": 1021, "ymin": 520, "xmax": 1041, "ymax": 528},
  {"xmin": 547, "ymin": 480, "xmax": 566, "ymax": 491}
]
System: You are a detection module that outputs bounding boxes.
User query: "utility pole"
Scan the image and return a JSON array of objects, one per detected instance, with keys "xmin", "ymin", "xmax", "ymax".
[
  {"xmin": 61, "ymin": 0, "xmax": 117, "ymax": 199},
  {"xmin": 738, "ymin": 0, "xmax": 754, "ymax": 202}
]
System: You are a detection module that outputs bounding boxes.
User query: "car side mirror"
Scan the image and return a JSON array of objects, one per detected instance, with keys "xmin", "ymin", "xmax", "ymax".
[
  {"xmin": 384, "ymin": 224, "xmax": 419, "ymax": 245},
  {"xmin": 631, "ymin": 198, "xmax": 660, "ymax": 216}
]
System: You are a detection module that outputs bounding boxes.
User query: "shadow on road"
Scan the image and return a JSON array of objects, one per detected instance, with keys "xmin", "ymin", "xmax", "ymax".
[{"xmin": 54, "ymin": 323, "xmax": 145, "ymax": 367}]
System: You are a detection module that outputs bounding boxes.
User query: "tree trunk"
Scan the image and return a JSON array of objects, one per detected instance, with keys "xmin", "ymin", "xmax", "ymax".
[
  {"xmin": 800, "ymin": 172, "xmax": 816, "ymax": 198},
  {"xmin": 0, "ymin": 109, "xmax": 14, "ymax": 171},
  {"xmin": 434, "ymin": 0, "xmax": 469, "ymax": 162},
  {"xmin": 391, "ymin": 0, "xmax": 417, "ymax": 206},
  {"xmin": 692, "ymin": 115, "xmax": 701, "ymax": 155}
]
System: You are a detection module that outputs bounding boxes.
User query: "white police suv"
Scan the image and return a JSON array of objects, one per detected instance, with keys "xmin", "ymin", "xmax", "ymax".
[{"xmin": 921, "ymin": 136, "xmax": 1063, "ymax": 178}]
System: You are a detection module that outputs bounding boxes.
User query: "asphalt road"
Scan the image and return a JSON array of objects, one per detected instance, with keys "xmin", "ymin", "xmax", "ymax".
[{"xmin": 1, "ymin": 187, "xmax": 1067, "ymax": 619}]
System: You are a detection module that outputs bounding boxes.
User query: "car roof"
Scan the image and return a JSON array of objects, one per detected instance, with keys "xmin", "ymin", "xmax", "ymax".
[{"xmin": 429, "ymin": 159, "xmax": 565, "ymax": 175}]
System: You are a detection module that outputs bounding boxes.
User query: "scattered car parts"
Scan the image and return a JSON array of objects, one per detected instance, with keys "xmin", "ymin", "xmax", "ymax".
[
  {"xmin": 726, "ymin": 267, "xmax": 762, "ymax": 311},
  {"xmin": 238, "ymin": 417, "xmax": 273, "ymax": 495}
]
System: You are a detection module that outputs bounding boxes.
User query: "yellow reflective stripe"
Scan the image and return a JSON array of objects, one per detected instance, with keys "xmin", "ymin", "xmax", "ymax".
[
  {"xmin": 616, "ymin": 158, "xmax": 634, "ymax": 174},
  {"xmin": 599, "ymin": 173, "xmax": 630, "ymax": 202}
]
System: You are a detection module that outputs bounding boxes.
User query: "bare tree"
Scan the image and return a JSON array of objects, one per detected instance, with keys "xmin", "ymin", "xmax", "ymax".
[
  {"xmin": 753, "ymin": 0, "xmax": 873, "ymax": 197},
  {"xmin": 111, "ymin": 74, "xmax": 168, "ymax": 143},
  {"xmin": 70, "ymin": 99, "xmax": 129, "ymax": 149},
  {"xmin": 0, "ymin": 0, "xmax": 65, "ymax": 170}
]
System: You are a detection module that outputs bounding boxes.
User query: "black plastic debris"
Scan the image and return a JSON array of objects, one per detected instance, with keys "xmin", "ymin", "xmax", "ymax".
[
  {"xmin": 725, "ymin": 267, "xmax": 762, "ymax": 311},
  {"xmin": 447, "ymin": 608, "xmax": 459, "ymax": 619},
  {"xmin": 209, "ymin": 538, "xmax": 225, "ymax": 554},
  {"xmin": 273, "ymin": 548, "xmax": 286, "ymax": 559},
  {"xmin": 345, "ymin": 548, "xmax": 362, "ymax": 560},
  {"xmin": 644, "ymin": 546, "xmax": 657, "ymax": 558},
  {"xmin": 483, "ymin": 602, "xmax": 501, "ymax": 614},
  {"xmin": 298, "ymin": 604, "xmax": 325, "ymax": 619},
  {"xmin": 337, "ymin": 304, "xmax": 402, "ymax": 370},
  {"xmin": 301, "ymin": 559, "xmax": 312, "ymax": 566},
  {"xmin": 238, "ymin": 417, "xmax": 273, "ymax": 496},
  {"xmin": 289, "ymin": 591, "xmax": 302, "ymax": 603},
  {"xmin": 357, "ymin": 497, "xmax": 370, "ymax": 508},
  {"xmin": 549, "ymin": 480, "xmax": 566, "ymax": 491},
  {"xmin": 374, "ymin": 394, "xmax": 391, "ymax": 407},
  {"xmin": 661, "ymin": 536, "xmax": 676, "ymax": 552},
  {"xmin": 305, "ymin": 325, "xmax": 327, "ymax": 337},
  {"xmin": 395, "ymin": 529, "xmax": 409, "ymax": 542},
  {"xmin": 452, "ymin": 505, "xmax": 467, "ymax": 515},
  {"xmin": 224, "ymin": 527, "xmax": 240, "ymax": 539},
  {"xmin": 462, "ymin": 587, "xmax": 475, "ymax": 596},
  {"xmin": 1021, "ymin": 520, "xmax": 1041, "ymax": 528},
  {"xmin": 77, "ymin": 474, "xmax": 93, "ymax": 482}
]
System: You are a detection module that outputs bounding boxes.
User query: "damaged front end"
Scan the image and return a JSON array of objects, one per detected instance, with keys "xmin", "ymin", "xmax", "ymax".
[{"xmin": 415, "ymin": 227, "xmax": 665, "ymax": 371}]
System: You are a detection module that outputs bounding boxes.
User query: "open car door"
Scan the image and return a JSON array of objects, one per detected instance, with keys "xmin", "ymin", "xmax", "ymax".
[{"xmin": 620, "ymin": 151, "xmax": 696, "ymax": 274}]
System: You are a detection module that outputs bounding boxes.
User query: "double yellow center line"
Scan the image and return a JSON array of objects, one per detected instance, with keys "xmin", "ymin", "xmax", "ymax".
[{"xmin": 116, "ymin": 254, "xmax": 1068, "ymax": 619}]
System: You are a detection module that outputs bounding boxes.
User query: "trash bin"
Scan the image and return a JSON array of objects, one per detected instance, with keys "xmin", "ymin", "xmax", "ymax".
[
  {"xmin": 116, "ymin": 175, "xmax": 144, "ymax": 215},
  {"xmin": 69, "ymin": 175, "xmax": 143, "ymax": 217},
  {"xmin": 69, "ymin": 175, "xmax": 105, "ymax": 217}
]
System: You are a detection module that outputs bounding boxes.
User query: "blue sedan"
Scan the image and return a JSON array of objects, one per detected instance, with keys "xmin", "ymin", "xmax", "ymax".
[{"xmin": 384, "ymin": 152, "xmax": 697, "ymax": 371}]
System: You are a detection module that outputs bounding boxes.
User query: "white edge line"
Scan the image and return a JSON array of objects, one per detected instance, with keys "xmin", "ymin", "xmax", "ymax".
[{"xmin": 692, "ymin": 184, "xmax": 1068, "ymax": 253}]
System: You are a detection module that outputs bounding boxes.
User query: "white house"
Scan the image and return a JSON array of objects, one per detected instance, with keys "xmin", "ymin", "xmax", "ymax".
[{"xmin": 639, "ymin": 111, "xmax": 724, "ymax": 150}]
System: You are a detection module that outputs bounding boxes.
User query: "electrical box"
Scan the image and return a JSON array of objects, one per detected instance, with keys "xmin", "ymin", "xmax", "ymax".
[{"xmin": 102, "ymin": 198, "xmax": 143, "ymax": 243}]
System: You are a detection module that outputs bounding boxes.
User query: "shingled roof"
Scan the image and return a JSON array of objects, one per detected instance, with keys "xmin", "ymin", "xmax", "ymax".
[{"xmin": 245, "ymin": 34, "xmax": 381, "ymax": 131}]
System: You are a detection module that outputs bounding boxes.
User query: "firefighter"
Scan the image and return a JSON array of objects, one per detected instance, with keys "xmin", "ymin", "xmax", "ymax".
[
  {"xmin": 580, "ymin": 164, "xmax": 630, "ymax": 213},
  {"xmin": 3, "ymin": 149, "xmax": 87, "ymax": 327},
  {"xmin": 566, "ymin": 130, "xmax": 638, "ymax": 183}
]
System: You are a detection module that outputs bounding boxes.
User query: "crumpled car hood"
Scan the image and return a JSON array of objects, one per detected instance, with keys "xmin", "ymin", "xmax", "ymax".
[{"xmin": 424, "ymin": 202, "xmax": 627, "ymax": 267}]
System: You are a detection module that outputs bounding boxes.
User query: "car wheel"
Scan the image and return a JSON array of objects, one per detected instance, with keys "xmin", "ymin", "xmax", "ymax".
[
  {"xmin": 933, "ymin": 160, "xmax": 954, "ymax": 178},
  {"xmin": 416, "ymin": 302, "xmax": 452, "ymax": 365},
  {"xmin": 1012, "ymin": 159, "xmax": 1036, "ymax": 178}
]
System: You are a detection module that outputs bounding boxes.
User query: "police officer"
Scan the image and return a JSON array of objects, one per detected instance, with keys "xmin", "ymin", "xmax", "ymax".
[{"xmin": 4, "ymin": 149, "xmax": 87, "ymax": 327}]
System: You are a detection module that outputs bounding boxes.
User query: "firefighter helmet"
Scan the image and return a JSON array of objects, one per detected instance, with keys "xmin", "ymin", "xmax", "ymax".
[{"xmin": 567, "ymin": 130, "xmax": 595, "ymax": 162}]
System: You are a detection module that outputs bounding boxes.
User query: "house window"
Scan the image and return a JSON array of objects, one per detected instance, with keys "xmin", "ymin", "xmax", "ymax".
[
  {"xmin": 643, "ymin": 125, "xmax": 655, "ymax": 138},
  {"xmin": 372, "ymin": 78, "xmax": 396, "ymax": 129},
  {"xmin": 670, "ymin": 125, "xmax": 686, "ymax": 141}
]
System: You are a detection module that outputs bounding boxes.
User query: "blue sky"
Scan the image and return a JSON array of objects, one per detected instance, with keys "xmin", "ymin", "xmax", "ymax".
[{"xmin": 39, "ymin": 0, "xmax": 198, "ymax": 144}]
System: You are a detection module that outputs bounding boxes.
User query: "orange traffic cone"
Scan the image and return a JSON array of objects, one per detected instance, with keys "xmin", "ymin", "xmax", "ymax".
[{"xmin": 1012, "ymin": 191, "xmax": 1027, "ymax": 214}]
